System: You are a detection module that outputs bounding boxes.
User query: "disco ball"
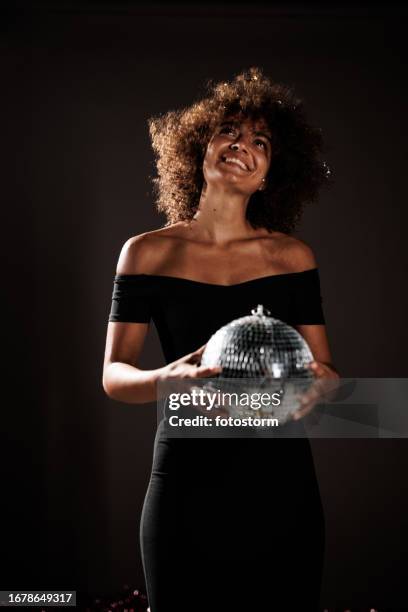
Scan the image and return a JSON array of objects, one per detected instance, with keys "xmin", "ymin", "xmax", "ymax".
[{"xmin": 199, "ymin": 304, "xmax": 314, "ymax": 423}]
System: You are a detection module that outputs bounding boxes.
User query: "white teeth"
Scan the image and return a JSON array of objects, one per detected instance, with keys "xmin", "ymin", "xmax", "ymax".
[{"xmin": 222, "ymin": 156, "xmax": 249, "ymax": 171}]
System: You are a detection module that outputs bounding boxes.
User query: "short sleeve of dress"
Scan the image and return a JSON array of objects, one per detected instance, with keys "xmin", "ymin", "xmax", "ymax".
[
  {"xmin": 289, "ymin": 268, "xmax": 325, "ymax": 325},
  {"xmin": 108, "ymin": 275, "xmax": 152, "ymax": 323}
]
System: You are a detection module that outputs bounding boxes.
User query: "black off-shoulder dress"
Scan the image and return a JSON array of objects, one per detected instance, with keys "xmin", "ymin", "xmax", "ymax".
[{"xmin": 108, "ymin": 269, "xmax": 326, "ymax": 612}]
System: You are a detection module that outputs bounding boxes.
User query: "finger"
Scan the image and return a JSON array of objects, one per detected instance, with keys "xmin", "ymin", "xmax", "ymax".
[
  {"xmin": 189, "ymin": 383, "xmax": 229, "ymax": 418},
  {"xmin": 308, "ymin": 361, "xmax": 326, "ymax": 377},
  {"xmin": 302, "ymin": 374, "xmax": 329, "ymax": 399},
  {"xmin": 185, "ymin": 381, "xmax": 220, "ymax": 408},
  {"xmin": 210, "ymin": 406, "xmax": 230, "ymax": 419},
  {"xmin": 194, "ymin": 365, "xmax": 222, "ymax": 377},
  {"xmin": 302, "ymin": 384, "xmax": 324, "ymax": 403},
  {"xmin": 292, "ymin": 401, "xmax": 315, "ymax": 421},
  {"xmin": 308, "ymin": 377, "xmax": 339, "ymax": 403},
  {"xmin": 296, "ymin": 386, "xmax": 321, "ymax": 408},
  {"xmin": 184, "ymin": 350, "xmax": 205, "ymax": 365},
  {"xmin": 183, "ymin": 344, "xmax": 208, "ymax": 365},
  {"xmin": 195, "ymin": 404, "xmax": 230, "ymax": 419},
  {"xmin": 202, "ymin": 380, "xmax": 222, "ymax": 394},
  {"xmin": 193, "ymin": 343, "xmax": 208, "ymax": 356},
  {"xmin": 309, "ymin": 361, "xmax": 339, "ymax": 381},
  {"xmin": 294, "ymin": 385, "xmax": 322, "ymax": 416}
]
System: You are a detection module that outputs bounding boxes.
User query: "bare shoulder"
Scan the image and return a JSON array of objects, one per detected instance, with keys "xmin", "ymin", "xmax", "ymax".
[
  {"xmin": 274, "ymin": 234, "xmax": 318, "ymax": 272},
  {"xmin": 115, "ymin": 223, "xmax": 186, "ymax": 274}
]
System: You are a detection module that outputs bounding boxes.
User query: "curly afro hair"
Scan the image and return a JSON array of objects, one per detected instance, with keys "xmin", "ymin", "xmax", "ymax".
[{"xmin": 148, "ymin": 66, "xmax": 333, "ymax": 234}]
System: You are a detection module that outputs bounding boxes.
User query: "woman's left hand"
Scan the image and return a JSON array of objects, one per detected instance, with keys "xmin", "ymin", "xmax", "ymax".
[{"xmin": 292, "ymin": 361, "xmax": 340, "ymax": 421}]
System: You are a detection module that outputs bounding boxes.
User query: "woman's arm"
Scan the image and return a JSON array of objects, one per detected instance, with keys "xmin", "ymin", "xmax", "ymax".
[
  {"xmin": 292, "ymin": 324, "xmax": 339, "ymax": 420},
  {"xmin": 102, "ymin": 237, "xmax": 164, "ymax": 404},
  {"xmin": 284, "ymin": 236, "xmax": 338, "ymax": 373},
  {"xmin": 102, "ymin": 321, "xmax": 163, "ymax": 404},
  {"xmin": 286, "ymin": 239, "xmax": 339, "ymax": 419},
  {"xmin": 102, "ymin": 237, "xmax": 221, "ymax": 404},
  {"xmin": 102, "ymin": 323, "xmax": 221, "ymax": 404}
]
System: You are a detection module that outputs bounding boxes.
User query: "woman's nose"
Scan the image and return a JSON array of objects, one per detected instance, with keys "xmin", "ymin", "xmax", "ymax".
[{"xmin": 230, "ymin": 141, "xmax": 247, "ymax": 151}]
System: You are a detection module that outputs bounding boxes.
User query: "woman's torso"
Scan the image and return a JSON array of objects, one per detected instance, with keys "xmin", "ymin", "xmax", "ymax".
[{"xmin": 111, "ymin": 222, "xmax": 326, "ymax": 488}]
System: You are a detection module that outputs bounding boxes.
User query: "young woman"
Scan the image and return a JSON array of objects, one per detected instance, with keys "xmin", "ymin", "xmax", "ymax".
[{"xmin": 103, "ymin": 67, "xmax": 339, "ymax": 611}]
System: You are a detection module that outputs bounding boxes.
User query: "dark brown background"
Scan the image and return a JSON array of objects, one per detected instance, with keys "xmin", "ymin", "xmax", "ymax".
[{"xmin": 3, "ymin": 1, "xmax": 408, "ymax": 608}]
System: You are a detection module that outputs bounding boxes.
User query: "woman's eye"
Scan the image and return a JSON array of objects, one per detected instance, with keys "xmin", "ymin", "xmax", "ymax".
[
  {"xmin": 255, "ymin": 140, "xmax": 266, "ymax": 149},
  {"xmin": 220, "ymin": 127, "xmax": 235, "ymax": 135}
]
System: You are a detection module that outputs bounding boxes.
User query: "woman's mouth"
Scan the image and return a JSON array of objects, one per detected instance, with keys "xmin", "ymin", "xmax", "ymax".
[{"xmin": 220, "ymin": 155, "xmax": 252, "ymax": 172}]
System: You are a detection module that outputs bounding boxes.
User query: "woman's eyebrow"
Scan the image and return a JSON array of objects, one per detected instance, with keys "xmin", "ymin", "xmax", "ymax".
[{"xmin": 253, "ymin": 130, "xmax": 272, "ymax": 142}]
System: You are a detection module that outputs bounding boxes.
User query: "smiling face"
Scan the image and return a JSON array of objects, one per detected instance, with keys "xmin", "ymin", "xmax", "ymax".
[{"xmin": 202, "ymin": 114, "xmax": 273, "ymax": 195}]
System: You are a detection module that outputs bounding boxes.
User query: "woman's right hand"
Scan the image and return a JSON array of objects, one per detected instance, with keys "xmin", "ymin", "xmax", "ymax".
[
  {"xmin": 156, "ymin": 344, "xmax": 228, "ymax": 416},
  {"xmin": 157, "ymin": 343, "xmax": 222, "ymax": 383}
]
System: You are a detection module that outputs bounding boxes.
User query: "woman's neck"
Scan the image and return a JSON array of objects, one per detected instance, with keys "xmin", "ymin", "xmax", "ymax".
[{"xmin": 189, "ymin": 184, "xmax": 262, "ymax": 247}]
